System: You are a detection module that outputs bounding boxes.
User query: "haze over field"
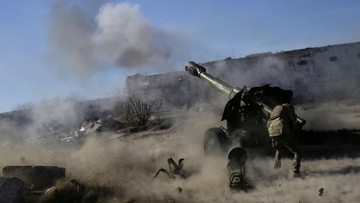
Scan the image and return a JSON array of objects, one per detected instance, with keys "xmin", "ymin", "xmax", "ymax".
[{"xmin": 1, "ymin": 109, "xmax": 360, "ymax": 202}]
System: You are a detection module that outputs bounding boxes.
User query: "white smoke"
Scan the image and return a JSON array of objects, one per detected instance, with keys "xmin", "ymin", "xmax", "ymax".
[
  {"xmin": 204, "ymin": 50, "xmax": 360, "ymax": 130},
  {"xmin": 49, "ymin": 0, "xmax": 189, "ymax": 75}
]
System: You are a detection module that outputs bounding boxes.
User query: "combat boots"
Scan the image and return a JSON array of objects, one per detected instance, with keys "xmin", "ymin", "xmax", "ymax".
[{"xmin": 274, "ymin": 149, "xmax": 281, "ymax": 169}]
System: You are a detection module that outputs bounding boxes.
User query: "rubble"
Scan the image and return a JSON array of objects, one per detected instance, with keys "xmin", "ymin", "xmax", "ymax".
[
  {"xmin": 38, "ymin": 179, "xmax": 113, "ymax": 203},
  {"xmin": 2, "ymin": 166, "xmax": 65, "ymax": 190},
  {"xmin": 1, "ymin": 166, "xmax": 114, "ymax": 203},
  {"xmin": 153, "ymin": 158, "xmax": 186, "ymax": 180},
  {"xmin": 0, "ymin": 177, "xmax": 25, "ymax": 203}
]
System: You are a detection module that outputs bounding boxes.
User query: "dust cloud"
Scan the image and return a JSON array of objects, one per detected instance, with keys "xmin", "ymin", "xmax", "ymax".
[
  {"xmin": 205, "ymin": 53, "xmax": 360, "ymax": 131},
  {"xmin": 297, "ymin": 99, "xmax": 360, "ymax": 130},
  {"xmin": 210, "ymin": 53, "xmax": 360, "ymax": 102},
  {"xmin": 1, "ymin": 107, "xmax": 360, "ymax": 202}
]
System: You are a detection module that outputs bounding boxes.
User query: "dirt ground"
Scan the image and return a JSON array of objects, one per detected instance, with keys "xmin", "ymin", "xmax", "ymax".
[{"xmin": 1, "ymin": 102, "xmax": 360, "ymax": 203}]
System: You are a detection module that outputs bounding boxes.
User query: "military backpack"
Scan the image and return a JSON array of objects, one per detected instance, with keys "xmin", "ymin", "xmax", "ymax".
[{"xmin": 267, "ymin": 104, "xmax": 296, "ymax": 137}]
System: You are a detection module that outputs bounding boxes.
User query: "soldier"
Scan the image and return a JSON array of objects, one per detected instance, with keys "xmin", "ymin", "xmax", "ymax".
[{"xmin": 267, "ymin": 103, "xmax": 302, "ymax": 177}]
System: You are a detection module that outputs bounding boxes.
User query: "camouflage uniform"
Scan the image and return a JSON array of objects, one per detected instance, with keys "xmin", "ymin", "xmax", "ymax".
[{"xmin": 267, "ymin": 104, "xmax": 301, "ymax": 175}]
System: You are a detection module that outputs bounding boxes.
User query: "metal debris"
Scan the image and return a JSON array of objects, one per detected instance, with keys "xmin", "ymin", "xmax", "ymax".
[
  {"xmin": 152, "ymin": 158, "xmax": 186, "ymax": 180},
  {"xmin": 0, "ymin": 177, "xmax": 24, "ymax": 203},
  {"xmin": 177, "ymin": 187, "xmax": 183, "ymax": 193}
]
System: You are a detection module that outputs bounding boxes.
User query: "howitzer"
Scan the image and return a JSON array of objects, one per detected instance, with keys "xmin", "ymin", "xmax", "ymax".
[
  {"xmin": 185, "ymin": 61, "xmax": 306, "ymax": 190},
  {"xmin": 185, "ymin": 61, "xmax": 306, "ymax": 126}
]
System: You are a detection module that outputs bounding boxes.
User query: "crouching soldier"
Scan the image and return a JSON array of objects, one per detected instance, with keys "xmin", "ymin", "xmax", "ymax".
[{"xmin": 267, "ymin": 103, "xmax": 302, "ymax": 177}]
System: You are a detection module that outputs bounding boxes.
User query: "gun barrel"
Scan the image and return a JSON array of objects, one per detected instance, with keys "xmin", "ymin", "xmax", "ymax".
[
  {"xmin": 185, "ymin": 61, "xmax": 241, "ymax": 99},
  {"xmin": 185, "ymin": 61, "xmax": 306, "ymax": 126}
]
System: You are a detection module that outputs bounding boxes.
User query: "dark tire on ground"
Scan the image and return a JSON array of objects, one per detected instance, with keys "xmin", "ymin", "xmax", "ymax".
[{"xmin": 204, "ymin": 127, "xmax": 229, "ymax": 156}]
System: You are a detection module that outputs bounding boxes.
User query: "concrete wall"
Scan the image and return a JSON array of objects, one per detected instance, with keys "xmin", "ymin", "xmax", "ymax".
[{"xmin": 126, "ymin": 42, "xmax": 360, "ymax": 106}]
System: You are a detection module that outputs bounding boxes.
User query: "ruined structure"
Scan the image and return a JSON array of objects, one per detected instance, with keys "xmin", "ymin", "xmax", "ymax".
[
  {"xmin": 126, "ymin": 42, "xmax": 360, "ymax": 106},
  {"xmin": 0, "ymin": 42, "xmax": 359, "ymax": 145}
]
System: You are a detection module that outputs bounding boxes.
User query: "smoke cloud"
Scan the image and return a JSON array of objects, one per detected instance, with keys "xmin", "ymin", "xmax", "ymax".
[
  {"xmin": 204, "ymin": 48, "xmax": 360, "ymax": 130},
  {"xmin": 49, "ymin": 0, "xmax": 189, "ymax": 75},
  {"xmin": 297, "ymin": 99, "xmax": 360, "ymax": 130}
]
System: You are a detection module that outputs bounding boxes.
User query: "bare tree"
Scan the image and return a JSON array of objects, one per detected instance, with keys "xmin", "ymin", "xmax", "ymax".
[{"xmin": 123, "ymin": 94, "xmax": 162, "ymax": 127}]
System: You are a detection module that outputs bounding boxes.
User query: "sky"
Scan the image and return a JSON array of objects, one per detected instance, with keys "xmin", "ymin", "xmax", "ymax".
[{"xmin": 1, "ymin": 0, "xmax": 360, "ymax": 113}]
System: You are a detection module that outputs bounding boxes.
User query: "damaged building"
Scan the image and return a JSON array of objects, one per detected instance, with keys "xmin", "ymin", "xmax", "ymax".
[
  {"xmin": 1, "ymin": 42, "xmax": 360, "ymax": 144},
  {"xmin": 126, "ymin": 41, "xmax": 360, "ymax": 107}
]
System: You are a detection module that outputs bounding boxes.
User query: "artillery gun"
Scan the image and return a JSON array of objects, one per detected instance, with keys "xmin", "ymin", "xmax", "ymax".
[
  {"xmin": 185, "ymin": 61, "xmax": 305, "ymax": 153},
  {"xmin": 185, "ymin": 61, "xmax": 306, "ymax": 190}
]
